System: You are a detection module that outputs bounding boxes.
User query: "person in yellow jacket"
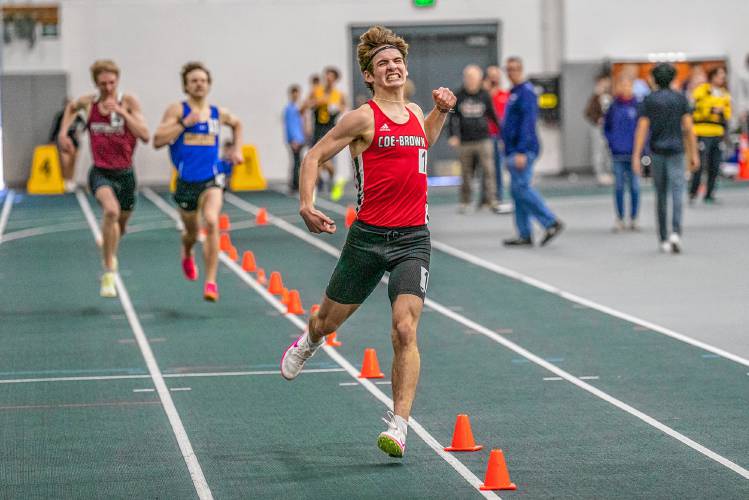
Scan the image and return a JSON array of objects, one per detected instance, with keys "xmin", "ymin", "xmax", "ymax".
[{"xmin": 689, "ymin": 66, "xmax": 731, "ymax": 203}]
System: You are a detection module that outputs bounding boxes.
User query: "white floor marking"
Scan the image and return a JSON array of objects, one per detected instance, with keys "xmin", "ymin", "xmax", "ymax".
[
  {"xmin": 311, "ymin": 194, "xmax": 749, "ymax": 369},
  {"xmin": 133, "ymin": 388, "xmax": 155, "ymax": 393},
  {"xmin": 146, "ymin": 188, "xmax": 499, "ymax": 499},
  {"xmin": 0, "ymin": 190, "xmax": 15, "ymax": 243},
  {"xmin": 170, "ymin": 387, "xmax": 192, "ymax": 392},
  {"xmin": 0, "ymin": 368, "xmax": 346, "ymax": 385},
  {"xmin": 229, "ymin": 192, "xmax": 749, "ymax": 480},
  {"xmin": 77, "ymin": 190, "xmax": 213, "ymax": 500}
]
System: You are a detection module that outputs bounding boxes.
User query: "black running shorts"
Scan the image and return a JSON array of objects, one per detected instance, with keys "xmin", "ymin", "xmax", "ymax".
[
  {"xmin": 88, "ymin": 166, "xmax": 136, "ymax": 211},
  {"xmin": 173, "ymin": 174, "xmax": 225, "ymax": 212},
  {"xmin": 326, "ymin": 220, "xmax": 431, "ymax": 305}
]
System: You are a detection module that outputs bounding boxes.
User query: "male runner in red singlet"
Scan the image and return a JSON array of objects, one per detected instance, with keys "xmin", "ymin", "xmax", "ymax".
[
  {"xmin": 280, "ymin": 26, "xmax": 456, "ymax": 459},
  {"xmin": 59, "ymin": 60, "xmax": 149, "ymax": 297}
]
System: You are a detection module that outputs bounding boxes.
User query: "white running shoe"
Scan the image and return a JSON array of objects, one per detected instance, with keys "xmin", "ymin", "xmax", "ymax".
[
  {"xmin": 377, "ymin": 411, "xmax": 407, "ymax": 458},
  {"xmin": 659, "ymin": 241, "xmax": 672, "ymax": 254},
  {"xmin": 280, "ymin": 332, "xmax": 322, "ymax": 380},
  {"xmin": 100, "ymin": 272, "xmax": 117, "ymax": 297},
  {"xmin": 669, "ymin": 233, "xmax": 681, "ymax": 254}
]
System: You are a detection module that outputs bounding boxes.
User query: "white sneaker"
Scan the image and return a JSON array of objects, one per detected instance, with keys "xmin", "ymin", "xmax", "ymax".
[
  {"xmin": 613, "ymin": 219, "xmax": 626, "ymax": 233},
  {"xmin": 669, "ymin": 233, "xmax": 681, "ymax": 254},
  {"xmin": 280, "ymin": 332, "xmax": 322, "ymax": 380},
  {"xmin": 100, "ymin": 272, "xmax": 117, "ymax": 297},
  {"xmin": 659, "ymin": 241, "xmax": 672, "ymax": 254},
  {"xmin": 377, "ymin": 411, "xmax": 407, "ymax": 458}
]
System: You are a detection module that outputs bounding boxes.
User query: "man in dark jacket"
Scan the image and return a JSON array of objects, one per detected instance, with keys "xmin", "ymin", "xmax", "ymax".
[
  {"xmin": 501, "ymin": 57, "xmax": 563, "ymax": 247},
  {"xmin": 604, "ymin": 77, "xmax": 640, "ymax": 230},
  {"xmin": 449, "ymin": 64, "xmax": 502, "ymax": 213}
]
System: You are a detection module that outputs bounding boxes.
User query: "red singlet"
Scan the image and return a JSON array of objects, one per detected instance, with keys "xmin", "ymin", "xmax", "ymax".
[
  {"xmin": 87, "ymin": 98, "xmax": 137, "ymax": 170},
  {"xmin": 353, "ymin": 100, "xmax": 429, "ymax": 228}
]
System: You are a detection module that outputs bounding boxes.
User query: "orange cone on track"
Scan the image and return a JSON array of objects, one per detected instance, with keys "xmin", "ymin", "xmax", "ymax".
[
  {"xmin": 268, "ymin": 271, "xmax": 283, "ymax": 294},
  {"xmin": 345, "ymin": 205, "xmax": 357, "ymax": 228},
  {"xmin": 219, "ymin": 233, "xmax": 232, "ymax": 252},
  {"xmin": 444, "ymin": 414, "xmax": 483, "ymax": 451},
  {"xmin": 228, "ymin": 246, "xmax": 239, "ymax": 262},
  {"xmin": 256, "ymin": 208, "xmax": 268, "ymax": 225},
  {"xmin": 241, "ymin": 251, "xmax": 257, "ymax": 272},
  {"xmin": 219, "ymin": 213, "xmax": 231, "ymax": 231},
  {"xmin": 286, "ymin": 290, "xmax": 305, "ymax": 315},
  {"xmin": 358, "ymin": 348, "xmax": 385, "ymax": 378},
  {"xmin": 256, "ymin": 268, "xmax": 267, "ymax": 286},
  {"xmin": 281, "ymin": 287, "xmax": 290, "ymax": 306},
  {"xmin": 480, "ymin": 449, "xmax": 517, "ymax": 491},
  {"xmin": 325, "ymin": 332, "xmax": 342, "ymax": 347}
]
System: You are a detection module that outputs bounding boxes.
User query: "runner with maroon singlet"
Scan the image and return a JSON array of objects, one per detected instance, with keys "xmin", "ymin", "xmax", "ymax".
[
  {"xmin": 279, "ymin": 25, "xmax": 456, "ymax": 459},
  {"xmin": 59, "ymin": 60, "xmax": 149, "ymax": 297}
]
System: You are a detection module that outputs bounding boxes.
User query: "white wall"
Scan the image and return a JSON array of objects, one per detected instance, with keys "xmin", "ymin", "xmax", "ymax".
[
  {"xmin": 8, "ymin": 0, "xmax": 544, "ymax": 184},
  {"xmin": 564, "ymin": 0, "xmax": 749, "ymax": 93}
]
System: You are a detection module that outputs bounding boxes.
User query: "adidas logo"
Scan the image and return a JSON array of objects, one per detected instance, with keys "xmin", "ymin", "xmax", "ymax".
[{"xmin": 379, "ymin": 123, "xmax": 390, "ymax": 132}]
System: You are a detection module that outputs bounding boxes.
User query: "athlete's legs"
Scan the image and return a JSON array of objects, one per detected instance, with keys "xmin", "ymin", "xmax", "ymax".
[
  {"xmin": 118, "ymin": 211, "xmax": 132, "ymax": 236},
  {"xmin": 95, "ymin": 186, "xmax": 121, "ymax": 271},
  {"xmin": 179, "ymin": 209, "xmax": 200, "ymax": 259},
  {"xmin": 390, "ymin": 294, "xmax": 423, "ymax": 420},
  {"xmin": 198, "ymin": 187, "xmax": 223, "ymax": 284},
  {"xmin": 308, "ymin": 294, "xmax": 359, "ymax": 343}
]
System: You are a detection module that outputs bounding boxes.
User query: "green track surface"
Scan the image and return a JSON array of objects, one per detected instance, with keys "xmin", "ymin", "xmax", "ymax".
[{"xmin": 0, "ymin": 190, "xmax": 746, "ymax": 499}]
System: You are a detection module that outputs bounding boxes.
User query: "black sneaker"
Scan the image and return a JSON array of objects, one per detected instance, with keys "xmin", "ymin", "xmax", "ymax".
[
  {"xmin": 540, "ymin": 220, "xmax": 564, "ymax": 246},
  {"xmin": 503, "ymin": 237, "xmax": 533, "ymax": 247}
]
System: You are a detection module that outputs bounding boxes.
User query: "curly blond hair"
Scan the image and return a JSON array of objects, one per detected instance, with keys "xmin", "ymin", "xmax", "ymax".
[{"xmin": 357, "ymin": 26, "xmax": 409, "ymax": 91}]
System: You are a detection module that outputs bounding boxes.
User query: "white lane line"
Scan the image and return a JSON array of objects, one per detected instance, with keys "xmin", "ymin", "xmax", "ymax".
[
  {"xmin": 579, "ymin": 376, "xmax": 600, "ymax": 380},
  {"xmin": 77, "ymin": 190, "xmax": 213, "ymax": 500},
  {"xmin": 1, "ymin": 221, "xmax": 90, "ymax": 243},
  {"xmin": 0, "ymin": 368, "xmax": 346, "ymax": 385},
  {"xmin": 141, "ymin": 188, "xmax": 184, "ymax": 231},
  {"xmin": 375, "ymin": 381, "xmax": 392, "ymax": 385},
  {"xmin": 543, "ymin": 376, "xmax": 599, "ymax": 382},
  {"xmin": 171, "ymin": 387, "xmax": 192, "ymax": 392},
  {"xmin": 229, "ymin": 193, "xmax": 749, "ymax": 480},
  {"xmin": 543, "ymin": 377, "xmax": 563, "ymax": 381},
  {"xmin": 339, "ymin": 382, "xmax": 359, "ymax": 386},
  {"xmin": 147, "ymin": 189, "xmax": 498, "ymax": 500},
  {"xmin": 133, "ymin": 388, "xmax": 155, "ymax": 393},
  {"xmin": 0, "ymin": 190, "xmax": 15, "ymax": 242},
  {"xmin": 311, "ymin": 194, "xmax": 749, "ymax": 369}
]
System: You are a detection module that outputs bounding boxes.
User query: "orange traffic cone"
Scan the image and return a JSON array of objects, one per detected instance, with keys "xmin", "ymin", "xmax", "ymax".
[
  {"xmin": 281, "ymin": 287, "xmax": 290, "ymax": 306},
  {"xmin": 444, "ymin": 414, "xmax": 483, "ymax": 452},
  {"xmin": 268, "ymin": 271, "xmax": 284, "ymax": 294},
  {"xmin": 219, "ymin": 213, "xmax": 231, "ymax": 231},
  {"xmin": 358, "ymin": 348, "xmax": 384, "ymax": 378},
  {"xmin": 480, "ymin": 449, "xmax": 516, "ymax": 491},
  {"xmin": 228, "ymin": 246, "xmax": 239, "ymax": 262},
  {"xmin": 219, "ymin": 233, "xmax": 232, "ymax": 252},
  {"xmin": 256, "ymin": 208, "xmax": 268, "ymax": 225},
  {"xmin": 286, "ymin": 290, "xmax": 305, "ymax": 315},
  {"xmin": 325, "ymin": 332, "xmax": 342, "ymax": 347},
  {"xmin": 256, "ymin": 268, "xmax": 267, "ymax": 286},
  {"xmin": 241, "ymin": 251, "xmax": 257, "ymax": 272},
  {"xmin": 345, "ymin": 205, "xmax": 357, "ymax": 228}
]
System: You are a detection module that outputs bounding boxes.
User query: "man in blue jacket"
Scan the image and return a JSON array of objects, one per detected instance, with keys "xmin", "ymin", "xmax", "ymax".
[
  {"xmin": 501, "ymin": 57, "xmax": 563, "ymax": 246},
  {"xmin": 284, "ymin": 85, "xmax": 305, "ymax": 193}
]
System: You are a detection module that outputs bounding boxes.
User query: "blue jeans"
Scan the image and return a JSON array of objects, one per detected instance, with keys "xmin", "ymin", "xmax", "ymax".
[
  {"xmin": 507, "ymin": 153, "xmax": 557, "ymax": 239},
  {"xmin": 492, "ymin": 136, "xmax": 504, "ymax": 202},
  {"xmin": 651, "ymin": 153, "xmax": 685, "ymax": 242},
  {"xmin": 612, "ymin": 159, "xmax": 640, "ymax": 220}
]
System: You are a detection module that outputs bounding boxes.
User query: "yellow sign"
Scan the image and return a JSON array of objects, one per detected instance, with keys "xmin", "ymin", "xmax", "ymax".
[
  {"xmin": 230, "ymin": 144, "xmax": 267, "ymax": 191},
  {"xmin": 538, "ymin": 93, "xmax": 558, "ymax": 109},
  {"xmin": 27, "ymin": 144, "xmax": 64, "ymax": 194}
]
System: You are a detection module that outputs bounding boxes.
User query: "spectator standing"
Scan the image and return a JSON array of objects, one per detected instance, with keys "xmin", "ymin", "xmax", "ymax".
[
  {"xmin": 448, "ymin": 64, "xmax": 502, "ymax": 213},
  {"xmin": 632, "ymin": 63, "xmax": 700, "ymax": 254},
  {"xmin": 689, "ymin": 66, "xmax": 731, "ymax": 203},
  {"xmin": 585, "ymin": 74, "xmax": 614, "ymax": 185},
  {"xmin": 604, "ymin": 78, "xmax": 640, "ymax": 231},
  {"xmin": 501, "ymin": 56, "xmax": 564, "ymax": 247},
  {"xmin": 484, "ymin": 65, "xmax": 512, "ymax": 211},
  {"xmin": 284, "ymin": 85, "xmax": 305, "ymax": 193}
]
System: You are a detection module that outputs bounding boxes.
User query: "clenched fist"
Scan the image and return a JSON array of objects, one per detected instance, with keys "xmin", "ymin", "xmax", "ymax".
[{"xmin": 432, "ymin": 87, "xmax": 456, "ymax": 112}]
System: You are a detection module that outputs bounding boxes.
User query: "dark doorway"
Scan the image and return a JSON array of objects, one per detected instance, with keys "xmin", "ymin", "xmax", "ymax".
[{"xmin": 350, "ymin": 22, "xmax": 500, "ymax": 178}]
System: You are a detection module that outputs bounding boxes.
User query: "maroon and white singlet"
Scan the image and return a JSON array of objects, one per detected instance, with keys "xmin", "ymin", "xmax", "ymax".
[
  {"xmin": 353, "ymin": 100, "xmax": 429, "ymax": 228},
  {"xmin": 87, "ymin": 98, "xmax": 137, "ymax": 170}
]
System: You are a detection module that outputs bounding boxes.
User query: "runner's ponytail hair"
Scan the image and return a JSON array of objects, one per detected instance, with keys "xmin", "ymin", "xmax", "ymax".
[{"xmin": 357, "ymin": 26, "xmax": 408, "ymax": 92}]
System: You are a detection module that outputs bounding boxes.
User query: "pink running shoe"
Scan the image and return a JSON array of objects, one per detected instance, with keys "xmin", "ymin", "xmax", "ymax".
[
  {"xmin": 203, "ymin": 282, "xmax": 219, "ymax": 302},
  {"xmin": 182, "ymin": 256, "xmax": 198, "ymax": 281}
]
